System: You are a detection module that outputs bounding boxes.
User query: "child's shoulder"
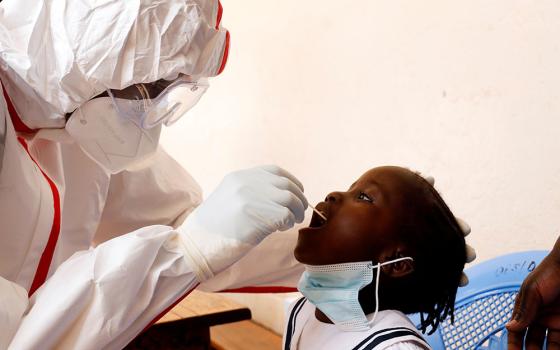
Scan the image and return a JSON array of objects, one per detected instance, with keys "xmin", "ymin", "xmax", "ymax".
[
  {"xmin": 374, "ymin": 309, "xmax": 419, "ymax": 329},
  {"xmin": 357, "ymin": 310, "xmax": 431, "ymax": 350},
  {"xmin": 284, "ymin": 299, "xmax": 431, "ymax": 350},
  {"xmin": 286, "ymin": 296, "xmax": 309, "ymax": 315},
  {"xmin": 284, "ymin": 296, "xmax": 313, "ymax": 335}
]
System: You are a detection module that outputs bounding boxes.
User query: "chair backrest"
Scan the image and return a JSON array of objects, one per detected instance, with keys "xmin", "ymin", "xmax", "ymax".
[{"xmin": 409, "ymin": 250, "xmax": 549, "ymax": 350}]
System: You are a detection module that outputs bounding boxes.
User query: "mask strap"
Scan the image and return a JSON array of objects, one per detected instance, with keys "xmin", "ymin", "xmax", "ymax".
[
  {"xmin": 135, "ymin": 84, "xmax": 152, "ymax": 111},
  {"xmin": 368, "ymin": 256, "xmax": 414, "ymax": 326},
  {"xmin": 373, "ymin": 262, "xmax": 381, "ymax": 324}
]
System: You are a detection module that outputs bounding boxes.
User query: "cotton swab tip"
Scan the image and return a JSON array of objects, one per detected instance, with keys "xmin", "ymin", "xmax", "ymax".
[{"xmin": 309, "ymin": 204, "xmax": 327, "ymax": 221}]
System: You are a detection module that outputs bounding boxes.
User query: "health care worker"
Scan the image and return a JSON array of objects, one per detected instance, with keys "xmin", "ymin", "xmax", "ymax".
[{"xmin": 0, "ymin": 0, "xmax": 308, "ymax": 349}]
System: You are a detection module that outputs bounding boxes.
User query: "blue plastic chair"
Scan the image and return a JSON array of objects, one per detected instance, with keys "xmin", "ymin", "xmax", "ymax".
[{"xmin": 409, "ymin": 250, "xmax": 549, "ymax": 350}]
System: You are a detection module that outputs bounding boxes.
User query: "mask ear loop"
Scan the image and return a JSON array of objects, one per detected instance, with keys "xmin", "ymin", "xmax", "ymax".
[
  {"xmin": 373, "ymin": 262, "xmax": 381, "ymax": 325},
  {"xmin": 368, "ymin": 257, "xmax": 414, "ymax": 327}
]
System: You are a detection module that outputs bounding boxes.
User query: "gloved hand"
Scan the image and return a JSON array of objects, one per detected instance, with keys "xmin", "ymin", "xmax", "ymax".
[
  {"xmin": 179, "ymin": 165, "xmax": 308, "ymax": 281},
  {"xmin": 506, "ymin": 236, "xmax": 560, "ymax": 350}
]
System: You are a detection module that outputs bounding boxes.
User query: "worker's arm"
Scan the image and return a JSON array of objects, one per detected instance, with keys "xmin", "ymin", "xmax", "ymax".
[
  {"xmin": 10, "ymin": 226, "xmax": 201, "ymax": 350},
  {"xmin": 95, "ymin": 149, "xmax": 307, "ymax": 294},
  {"xmin": 198, "ymin": 228, "xmax": 304, "ymax": 293},
  {"xmin": 9, "ymin": 165, "xmax": 306, "ymax": 350},
  {"xmin": 507, "ymin": 236, "xmax": 560, "ymax": 349},
  {"xmin": 94, "ymin": 149, "xmax": 306, "ymax": 294}
]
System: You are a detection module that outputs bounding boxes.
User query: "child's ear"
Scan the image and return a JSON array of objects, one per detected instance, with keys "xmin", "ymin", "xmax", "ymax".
[{"xmin": 379, "ymin": 247, "xmax": 415, "ymax": 278}]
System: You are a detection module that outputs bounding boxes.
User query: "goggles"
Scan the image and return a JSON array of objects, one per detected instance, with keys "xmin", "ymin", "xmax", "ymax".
[{"xmin": 107, "ymin": 75, "xmax": 209, "ymax": 129}]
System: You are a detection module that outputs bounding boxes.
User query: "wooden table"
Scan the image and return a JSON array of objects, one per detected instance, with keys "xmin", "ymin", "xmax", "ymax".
[{"xmin": 126, "ymin": 290, "xmax": 251, "ymax": 350}]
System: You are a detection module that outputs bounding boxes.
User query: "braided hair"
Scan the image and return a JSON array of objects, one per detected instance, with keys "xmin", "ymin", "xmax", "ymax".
[{"xmin": 382, "ymin": 172, "xmax": 467, "ymax": 334}]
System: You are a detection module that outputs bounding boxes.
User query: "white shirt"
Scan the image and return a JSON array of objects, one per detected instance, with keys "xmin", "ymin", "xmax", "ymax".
[{"xmin": 283, "ymin": 298, "xmax": 431, "ymax": 350}]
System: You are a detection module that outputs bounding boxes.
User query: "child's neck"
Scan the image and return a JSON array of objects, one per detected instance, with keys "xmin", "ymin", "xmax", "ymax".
[{"xmin": 314, "ymin": 308, "xmax": 333, "ymax": 324}]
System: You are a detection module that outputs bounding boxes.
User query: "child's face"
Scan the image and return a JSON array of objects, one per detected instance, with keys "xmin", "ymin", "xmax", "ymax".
[{"xmin": 295, "ymin": 166, "xmax": 418, "ymax": 265}]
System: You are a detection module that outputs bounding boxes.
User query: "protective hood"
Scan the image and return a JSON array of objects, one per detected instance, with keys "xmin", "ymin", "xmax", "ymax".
[{"xmin": 0, "ymin": 0, "xmax": 229, "ymax": 129}]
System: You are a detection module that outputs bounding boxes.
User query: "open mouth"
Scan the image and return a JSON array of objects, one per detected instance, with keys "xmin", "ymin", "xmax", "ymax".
[{"xmin": 308, "ymin": 206, "xmax": 328, "ymax": 229}]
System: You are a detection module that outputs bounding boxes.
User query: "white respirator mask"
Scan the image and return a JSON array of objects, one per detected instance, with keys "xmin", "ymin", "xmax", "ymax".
[{"xmin": 66, "ymin": 77, "xmax": 209, "ymax": 174}]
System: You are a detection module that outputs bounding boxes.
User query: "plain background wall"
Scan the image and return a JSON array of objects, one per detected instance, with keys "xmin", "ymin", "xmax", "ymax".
[{"xmin": 161, "ymin": 0, "xmax": 560, "ymax": 332}]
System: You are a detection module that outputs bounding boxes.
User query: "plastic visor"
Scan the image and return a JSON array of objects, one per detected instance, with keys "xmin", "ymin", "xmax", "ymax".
[{"xmin": 107, "ymin": 76, "xmax": 209, "ymax": 129}]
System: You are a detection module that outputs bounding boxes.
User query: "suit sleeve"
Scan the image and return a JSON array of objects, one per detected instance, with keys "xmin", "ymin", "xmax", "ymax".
[
  {"xmin": 9, "ymin": 225, "xmax": 200, "ymax": 350},
  {"xmin": 198, "ymin": 228, "xmax": 304, "ymax": 292}
]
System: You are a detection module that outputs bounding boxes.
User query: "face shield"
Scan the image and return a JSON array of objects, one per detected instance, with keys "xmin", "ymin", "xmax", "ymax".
[
  {"xmin": 65, "ymin": 76, "xmax": 209, "ymax": 174},
  {"xmin": 108, "ymin": 75, "xmax": 209, "ymax": 129}
]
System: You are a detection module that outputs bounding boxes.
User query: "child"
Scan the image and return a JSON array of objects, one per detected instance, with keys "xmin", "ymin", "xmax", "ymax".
[{"xmin": 283, "ymin": 166, "xmax": 469, "ymax": 350}]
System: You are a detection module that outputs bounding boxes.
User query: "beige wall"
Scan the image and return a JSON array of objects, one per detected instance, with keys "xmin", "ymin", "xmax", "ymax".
[{"xmin": 161, "ymin": 0, "xmax": 560, "ymax": 332}]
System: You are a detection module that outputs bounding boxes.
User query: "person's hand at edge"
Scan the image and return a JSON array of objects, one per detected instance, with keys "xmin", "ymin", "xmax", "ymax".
[{"xmin": 507, "ymin": 236, "xmax": 560, "ymax": 349}]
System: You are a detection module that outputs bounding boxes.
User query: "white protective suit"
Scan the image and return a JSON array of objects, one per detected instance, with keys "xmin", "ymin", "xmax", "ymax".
[{"xmin": 0, "ymin": 1, "xmax": 304, "ymax": 349}]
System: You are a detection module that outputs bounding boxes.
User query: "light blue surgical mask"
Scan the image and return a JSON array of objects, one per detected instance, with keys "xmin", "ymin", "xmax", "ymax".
[{"xmin": 297, "ymin": 257, "xmax": 413, "ymax": 332}]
